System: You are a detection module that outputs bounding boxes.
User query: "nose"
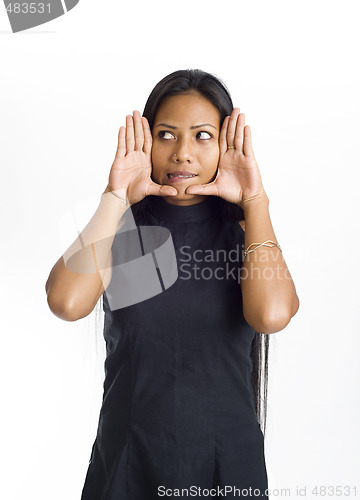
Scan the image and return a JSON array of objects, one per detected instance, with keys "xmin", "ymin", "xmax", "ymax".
[{"xmin": 172, "ymin": 137, "xmax": 194, "ymax": 163}]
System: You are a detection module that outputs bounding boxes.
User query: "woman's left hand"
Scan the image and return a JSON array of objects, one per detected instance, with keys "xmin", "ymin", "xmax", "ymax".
[{"xmin": 185, "ymin": 108, "xmax": 267, "ymax": 208}]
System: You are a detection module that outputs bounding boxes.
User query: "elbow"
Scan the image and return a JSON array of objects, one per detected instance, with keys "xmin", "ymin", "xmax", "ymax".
[
  {"xmin": 291, "ymin": 293, "xmax": 300, "ymax": 317},
  {"xmin": 46, "ymin": 290, "xmax": 81, "ymax": 322},
  {"xmin": 245, "ymin": 311, "xmax": 291, "ymax": 334},
  {"xmin": 244, "ymin": 296, "xmax": 300, "ymax": 335},
  {"xmin": 258, "ymin": 312, "xmax": 292, "ymax": 334}
]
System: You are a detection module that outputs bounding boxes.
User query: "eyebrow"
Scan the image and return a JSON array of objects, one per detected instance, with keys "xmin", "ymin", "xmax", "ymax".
[{"xmin": 154, "ymin": 122, "xmax": 218, "ymax": 130}]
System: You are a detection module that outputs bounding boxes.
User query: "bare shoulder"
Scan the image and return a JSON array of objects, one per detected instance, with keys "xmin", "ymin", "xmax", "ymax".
[{"xmin": 238, "ymin": 220, "xmax": 245, "ymax": 232}]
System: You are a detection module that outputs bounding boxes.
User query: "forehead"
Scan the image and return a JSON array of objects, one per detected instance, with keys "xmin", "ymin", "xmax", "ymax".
[{"xmin": 155, "ymin": 93, "xmax": 220, "ymax": 125}]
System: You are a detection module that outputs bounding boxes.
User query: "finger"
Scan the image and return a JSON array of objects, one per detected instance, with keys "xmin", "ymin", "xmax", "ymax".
[
  {"xmin": 147, "ymin": 181, "xmax": 178, "ymax": 197},
  {"xmin": 125, "ymin": 115, "xmax": 135, "ymax": 152},
  {"xmin": 133, "ymin": 110, "xmax": 144, "ymax": 151},
  {"xmin": 142, "ymin": 116, "xmax": 152, "ymax": 155},
  {"xmin": 234, "ymin": 113, "xmax": 245, "ymax": 152},
  {"xmin": 115, "ymin": 126, "xmax": 126, "ymax": 159},
  {"xmin": 227, "ymin": 108, "xmax": 240, "ymax": 147},
  {"xmin": 219, "ymin": 116, "xmax": 230, "ymax": 156},
  {"xmin": 243, "ymin": 125, "xmax": 254, "ymax": 156}
]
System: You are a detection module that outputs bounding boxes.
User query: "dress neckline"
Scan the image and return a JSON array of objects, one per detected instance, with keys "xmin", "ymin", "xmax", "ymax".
[{"xmin": 147, "ymin": 195, "xmax": 221, "ymax": 223}]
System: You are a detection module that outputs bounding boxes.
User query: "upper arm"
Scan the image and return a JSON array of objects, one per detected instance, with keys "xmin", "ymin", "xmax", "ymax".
[{"xmin": 238, "ymin": 220, "xmax": 245, "ymax": 232}]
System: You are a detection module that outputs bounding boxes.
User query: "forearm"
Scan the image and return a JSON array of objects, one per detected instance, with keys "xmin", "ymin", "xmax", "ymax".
[
  {"xmin": 45, "ymin": 187, "xmax": 130, "ymax": 320},
  {"xmin": 240, "ymin": 195, "xmax": 299, "ymax": 333},
  {"xmin": 63, "ymin": 187, "xmax": 130, "ymax": 274}
]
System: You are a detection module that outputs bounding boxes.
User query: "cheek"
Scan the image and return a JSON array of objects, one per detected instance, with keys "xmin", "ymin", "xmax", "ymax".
[
  {"xmin": 150, "ymin": 147, "xmax": 159, "ymax": 169},
  {"xmin": 200, "ymin": 149, "xmax": 220, "ymax": 179},
  {"xmin": 206, "ymin": 145, "xmax": 220, "ymax": 166},
  {"xmin": 151, "ymin": 143, "xmax": 165, "ymax": 166},
  {"xmin": 150, "ymin": 145, "xmax": 166, "ymax": 183}
]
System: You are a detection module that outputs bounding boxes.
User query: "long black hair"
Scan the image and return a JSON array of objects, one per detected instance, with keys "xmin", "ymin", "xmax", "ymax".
[{"xmin": 128, "ymin": 69, "xmax": 271, "ymax": 436}]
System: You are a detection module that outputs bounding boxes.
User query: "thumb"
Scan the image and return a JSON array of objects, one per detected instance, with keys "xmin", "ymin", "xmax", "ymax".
[
  {"xmin": 185, "ymin": 182, "xmax": 218, "ymax": 196},
  {"xmin": 147, "ymin": 181, "xmax": 178, "ymax": 197}
]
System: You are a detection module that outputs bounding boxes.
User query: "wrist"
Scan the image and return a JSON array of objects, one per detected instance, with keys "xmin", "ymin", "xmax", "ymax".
[
  {"xmin": 237, "ymin": 192, "xmax": 269, "ymax": 211},
  {"xmin": 102, "ymin": 184, "xmax": 131, "ymax": 207}
]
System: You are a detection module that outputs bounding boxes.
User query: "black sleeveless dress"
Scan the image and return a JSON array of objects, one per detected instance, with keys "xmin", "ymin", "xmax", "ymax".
[{"xmin": 80, "ymin": 194, "xmax": 269, "ymax": 500}]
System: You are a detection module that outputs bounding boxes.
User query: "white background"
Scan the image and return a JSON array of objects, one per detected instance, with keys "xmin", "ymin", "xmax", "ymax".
[{"xmin": 0, "ymin": 1, "xmax": 359, "ymax": 499}]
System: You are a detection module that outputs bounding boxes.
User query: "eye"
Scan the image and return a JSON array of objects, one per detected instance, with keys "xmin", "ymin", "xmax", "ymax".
[
  {"xmin": 197, "ymin": 131, "xmax": 212, "ymax": 140},
  {"xmin": 158, "ymin": 131, "xmax": 175, "ymax": 140}
]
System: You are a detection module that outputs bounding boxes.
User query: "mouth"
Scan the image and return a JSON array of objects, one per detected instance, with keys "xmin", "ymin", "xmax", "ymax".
[{"xmin": 167, "ymin": 171, "xmax": 198, "ymax": 182}]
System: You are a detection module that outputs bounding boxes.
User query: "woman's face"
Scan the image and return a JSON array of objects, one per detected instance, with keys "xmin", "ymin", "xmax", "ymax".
[{"xmin": 151, "ymin": 92, "xmax": 221, "ymax": 206}]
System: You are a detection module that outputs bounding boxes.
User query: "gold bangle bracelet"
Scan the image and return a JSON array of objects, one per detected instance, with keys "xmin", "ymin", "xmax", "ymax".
[{"xmin": 244, "ymin": 240, "xmax": 282, "ymax": 258}]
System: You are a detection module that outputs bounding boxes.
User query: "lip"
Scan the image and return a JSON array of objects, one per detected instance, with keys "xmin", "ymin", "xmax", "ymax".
[{"xmin": 166, "ymin": 171, "xmax": 198, "ymax": 183}]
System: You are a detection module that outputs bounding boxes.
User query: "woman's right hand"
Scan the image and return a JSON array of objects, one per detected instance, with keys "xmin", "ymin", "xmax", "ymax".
[{"xmin": 105, "ymin": 110, "xmax": 178, "ymax": 206}]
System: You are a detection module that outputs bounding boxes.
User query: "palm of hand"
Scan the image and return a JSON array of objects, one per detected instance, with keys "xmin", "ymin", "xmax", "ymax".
[
  {"xmin": 107, "ymin": 111, "xmax": 177, "ymax": 205},
  {"xmin": 186, "ymin": 108, "xmax": 266, "ymax": 206},
  {"xmin": 110, "ymin": 149, "xmax": 152, "ymax": 202}
]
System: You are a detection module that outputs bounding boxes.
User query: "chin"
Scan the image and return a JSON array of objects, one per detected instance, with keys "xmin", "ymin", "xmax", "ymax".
[
  {"xmin": 172, "ymin": 187, "xmax": 195, "ymax": 199},
  {"xmin": 165, "ymin": 189, "xmax": 207, "ymax": 206}
]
